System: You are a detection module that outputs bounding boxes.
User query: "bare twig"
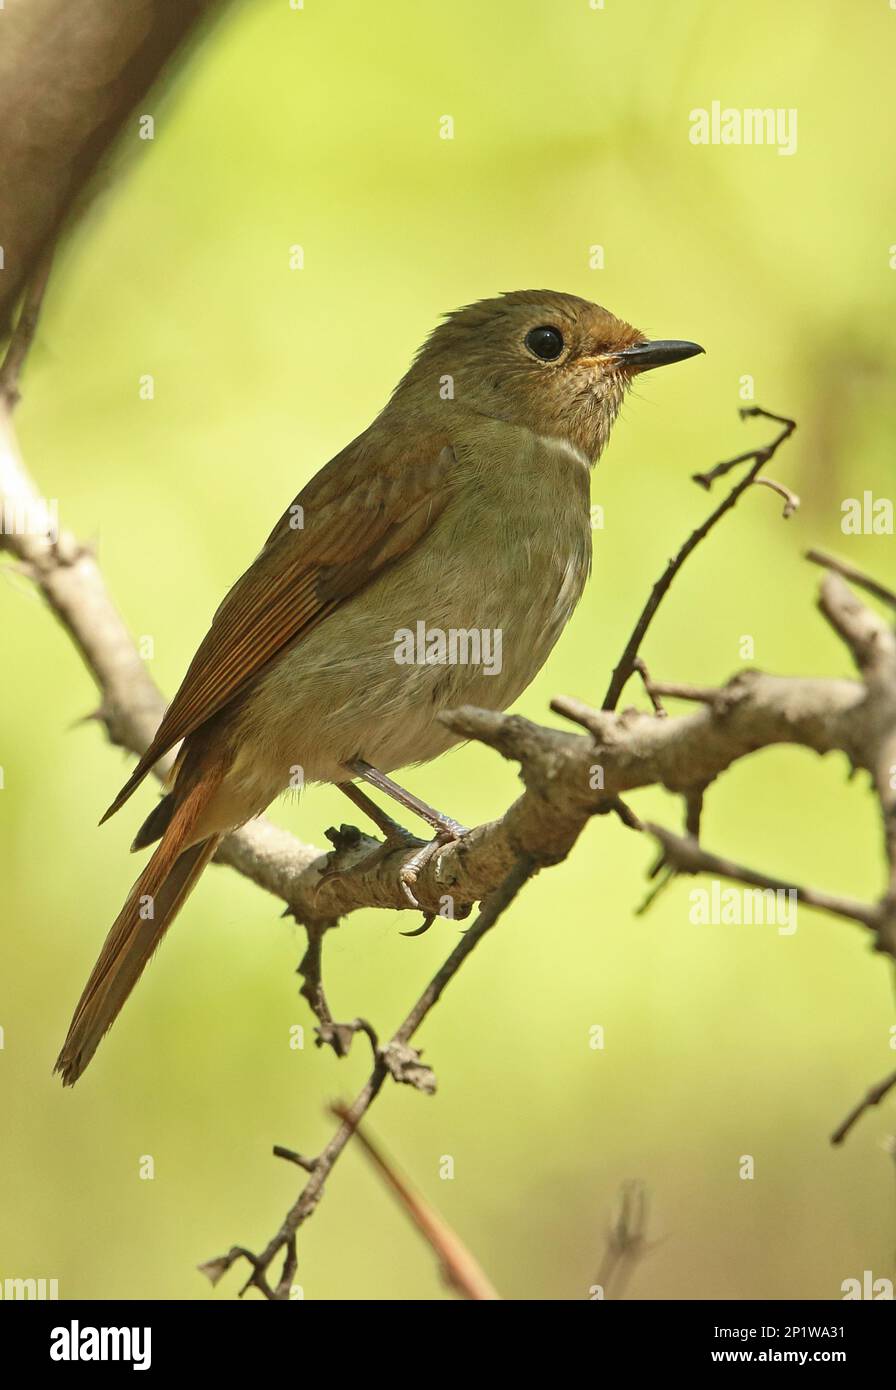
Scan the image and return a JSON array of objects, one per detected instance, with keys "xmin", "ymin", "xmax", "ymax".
[
  {"xmin": 293, "ymin": 918, "xmax": 378, "ymax": 1059},
  {"xmin": 831, "ymin": 1068, "xmax": 896, "ymax": 1146},
  {"xmin": 602, "ymin": 407, "xmax": 797, "ymax": 711},
  {"xmin": 201, "ymin": 857, "xmax": 537, "ymax": 1299},
  {"xmin": 272, "ymin": 1147, "xmax": 317, "ymax": 1173},
  {"xmin": 592, "ymin": 1181, "xmax": 654, "ymax": 1300},
  {"xmin": 634, "ymin": 656, "xmax": 667, "ymax": 717},
  {"xmin": 635, "ymin": 681, "xmax": 721, "ymax": 705},
  {"xmin": 684, "ymin": 786, "xmax": 705, "ymax": 840},
  {"xmin": 0, "ymin": 0, "xmax": 230, "ymax": 328},
  {"xmin": 753, "ymin": 475, "xmax": 800, "ymax": 518},
  {"xmin": 691, "ymin": 407, "xmax": 797, "ymax": 487},
  {"xmin": 806, "ymin": 549, "xmax": 896, "ymax": 612},
  {"xmin": 643, "ymin": 822, "xmax": 882, "ymax": 933}
]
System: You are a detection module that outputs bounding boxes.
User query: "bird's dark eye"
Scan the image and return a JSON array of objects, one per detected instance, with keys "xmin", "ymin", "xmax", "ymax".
[{"xmin": 525, "ymin": 325, "xmax": 564, "ymax": 361}]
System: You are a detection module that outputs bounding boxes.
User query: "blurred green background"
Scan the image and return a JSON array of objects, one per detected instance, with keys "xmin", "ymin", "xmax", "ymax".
[{"xmin": 2, "ymin": 0, "xmax": 896, "ymax": 1301}]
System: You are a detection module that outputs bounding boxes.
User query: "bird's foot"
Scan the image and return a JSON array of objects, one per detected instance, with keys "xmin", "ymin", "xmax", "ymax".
[
  {"xmin": 327, "ymin": 774, "xmax": 468, "ymax": 914},
  {"xmin": 397, "ymin": 825, "xmax": 464, "ymax": 911}
]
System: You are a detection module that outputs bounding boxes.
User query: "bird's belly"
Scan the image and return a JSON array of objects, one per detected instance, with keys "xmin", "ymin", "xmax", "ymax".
[{"xmin": 224, "ymin": 433, "xmax": 592, "ymax": 807}]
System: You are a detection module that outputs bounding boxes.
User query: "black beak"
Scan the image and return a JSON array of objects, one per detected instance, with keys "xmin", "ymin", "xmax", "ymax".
[{"xmin": 613, "ymin": 339, "xmax": 705, "ymax": 372}]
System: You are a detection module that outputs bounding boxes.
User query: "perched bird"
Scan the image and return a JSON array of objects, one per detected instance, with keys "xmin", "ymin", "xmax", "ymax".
[{"xmin": 55, "ymin": 290, "xmax": 702, "ymax": 1084}]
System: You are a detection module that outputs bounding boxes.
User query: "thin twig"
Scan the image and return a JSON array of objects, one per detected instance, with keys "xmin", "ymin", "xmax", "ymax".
[
  {"xmin": 684, "ymin": 786, "xmax": 705, "ymax": 840},
  {"xmin": 831, "ymin": 1068, "xmax": 896, "ymax": 1146},
  {"xmin": 272, "ymin": 1147, "xmax": 317, "ymax": 1173},
  {"xmin": 644, "ymin": 822, "xmax": 882, "ymax": 932},
  {"xmin": 602, "ymin": 407, "xmax": 797, "ymax": 711},
  {"xmin": 753, "ymin": 475, "xmax": 800, "ymax": 518},
  {"xmin": 202, "ymin": 856, "xmax": 537, "ymax": 1299},
  {"xmin": 293, "ymin": 920, "xmax": 379, "ymax": 1058},
  {"xmin": 592, "ymin": 1181, "xmax": 653, "ymax": 1300},
  {"xmin": 692, "ymin": 407, "xmax": 797, "ymax": 487},
  {"xmin": 641, "ymin": 681, "xmax": 720, "ymax": 704},
  {"xmin": 634, "ymin": 657, "xmax": 667, "ymax": 717},
  {"xmin": 806, "ymin": 549, "xmax": 896, "ymax": 612}
]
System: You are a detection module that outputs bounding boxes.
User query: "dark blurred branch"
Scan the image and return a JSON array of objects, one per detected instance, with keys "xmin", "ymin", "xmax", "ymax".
[
  {"xmin": 327, "ymin": 1102, "xmax": 501, "ymax": 1300},
  {"xmin": 0, "ymin": 247, "xmax": 55, "ymax": 408},
  {"xmin": 593, "ymin": 1181, "xmax": 653, "ymax": 1300},
  {"xmin": 831, "ymin": 1068, "xmax": 896, "ymax": 1146},
  {"xmin": 0, "ymin": 0, "xmax": 230, "ymax": 332}
]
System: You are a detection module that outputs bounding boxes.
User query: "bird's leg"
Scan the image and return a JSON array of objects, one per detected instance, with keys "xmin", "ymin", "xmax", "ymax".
[
  {"xmin": 320, "ymin": 780, "xmax": 426, "ymax": 898},
  {"xmin": 336, "ymin": 780, "xmax": 423, "ymax": 851},
  {"xmin": 346, "ymin": 759, "xmax": 468, "ymax": 838},
  {"xmin": 335, "ymin": 764, "xmax": 469, "ymax": 912}
]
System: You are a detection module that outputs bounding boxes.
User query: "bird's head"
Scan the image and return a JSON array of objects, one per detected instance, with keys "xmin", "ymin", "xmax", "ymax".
[{"xmin": 395, "ymin": 290, "xmax": 703, "ymax": 462}]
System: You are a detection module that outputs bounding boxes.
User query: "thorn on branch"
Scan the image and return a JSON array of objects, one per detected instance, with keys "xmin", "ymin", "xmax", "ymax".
[
  {"xmin": 273, "ymin": 1146, "xmax": 319, "ymax": 1172},
  {"xmin": 633, "ymin": 657, "xmax": 667, "ymax": 717},
  {"xmin": 550, "ymin": 692, "xmax": 605, "ymax": 736},
  {"xmin": 635, "ymin": 867, "xmax": 677, "ymax": 917},
  {"xmin": 316, "ymin": 1017, "xmax": 379, "ymax": 1059},
  {"xmin": 641, "ymin": 680, "xmax": 719, "ymax": 705},
  {"xmin": 379, "ymin": 1040, "xmax": 437, "ymax": 1094},
  {"xmin": 830, "ymin": 1067, "xmax": 896, "ymax": 1146},
  {"xmin": 594, "ymin": 795, "xmax": 644, "ymax": 831},
  {"xmin": 753, "ymin": 475, "xmax": 800, "ymax": 517},
  {"xmin": 197, "ymin": 1246, "xmax": 276, "ymax": 1300},
  {"xmin": 70, "ymin": 705, "xmax": 112, "ymax": 732}
]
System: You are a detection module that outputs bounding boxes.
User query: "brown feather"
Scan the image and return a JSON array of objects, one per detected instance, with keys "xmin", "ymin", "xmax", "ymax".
[
  {"xmin": 56, "ymin": 776, "xmax": 222, "ymax": 1085},
  {"xmin": 101, "ymin": 438, "xmax": 454, "ymax": 823}
]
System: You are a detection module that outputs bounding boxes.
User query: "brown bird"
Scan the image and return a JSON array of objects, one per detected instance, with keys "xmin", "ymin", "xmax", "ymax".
[{"xmin": 55, "ymin": 290, "xmax": 702, "ymax": 1085}]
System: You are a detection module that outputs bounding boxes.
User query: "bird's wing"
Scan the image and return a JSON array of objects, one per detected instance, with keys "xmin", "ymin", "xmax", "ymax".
[{"xmin": 102, "ymin": 434, "xmax": 455, "ymax": 821}]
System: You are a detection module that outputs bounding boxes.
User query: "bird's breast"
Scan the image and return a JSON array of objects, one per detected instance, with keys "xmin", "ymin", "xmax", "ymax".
[
  {"xmin": 227, "ymin": 422, "xmax": 593, "ymax": 791},
  {"xmin": 359, "ymin": 421, "xmax": 593, "ymax": 722}
]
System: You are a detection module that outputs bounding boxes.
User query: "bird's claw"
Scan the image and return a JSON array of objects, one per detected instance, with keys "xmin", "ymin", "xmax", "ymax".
[{"xmin": 397, "ymin": 826, "xmax": 464, "ymax": 910}]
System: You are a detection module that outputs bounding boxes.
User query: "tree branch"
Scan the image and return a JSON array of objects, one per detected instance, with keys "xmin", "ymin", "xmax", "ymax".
[
  {"xmin": 0, "ymin": 0, "xmax": 230, "ymax": 332},
  {"xmin": 602, "ymin": 407, "xmax": 796, "ymax": 711},
  {"xmin": 200, "ymin": 857, "xmax": 536, "ymax": 1299}
]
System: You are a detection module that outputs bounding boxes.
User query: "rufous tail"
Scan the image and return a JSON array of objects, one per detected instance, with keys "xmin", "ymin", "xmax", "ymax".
[{"xmin": 55, "ymin": 780, "xmax": 221, "ymax": 1086}]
